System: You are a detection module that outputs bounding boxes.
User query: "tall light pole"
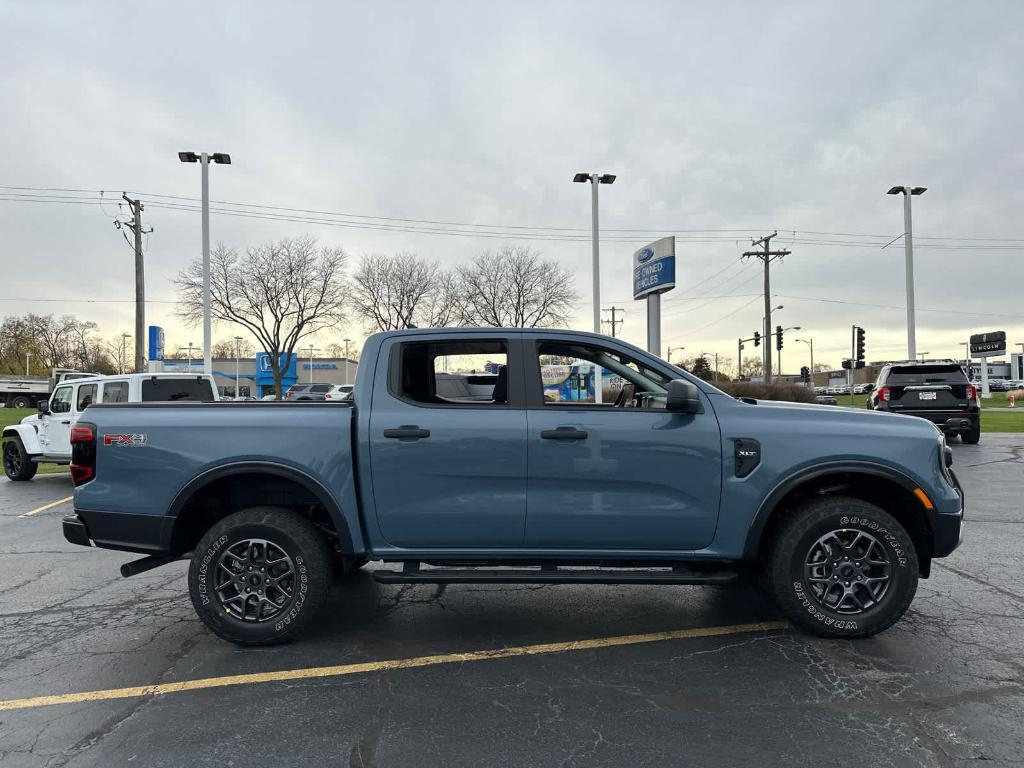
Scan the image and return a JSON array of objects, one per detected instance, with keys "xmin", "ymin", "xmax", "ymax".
[
  {"xmin": 666, "ymin": 345, "xmax": 684, "ymax": 364},
  {"xmin": 179, "ymin": 343, "xmax": 195, "ymax": 374},
  {"xmin": 887, "ymin": 185, "xmax": 927, "ymax": 360},
  {"xmin": 795, "ymin": 337, "xmax": 814, "ymax": 386},
  {"xmin": 234, "ymin": 336, "xmax": 243, "ymax": 399},
  {"xmin": 777, "ymin": 326, "xmax": 801, "ymax": 377},
  {"xmin": 343, "ymin": 338, "xmax": 352, "ymax": 385},
  {"xmin": 573, "ymin": 172, "xmax": 616, "ymax": 333},
  {"xmin": 120, "ymin": 332, "xmax": 131, "ymax": 374},
  {"xmin": 179, "ymin": 150, "xmax": 232, "ymax": 375},
  {"xmin": 25, "ymin": 351, "xmax": 31, "ymax": 376},
  {"xmin": 306, "ymin": 345, "xmax": 319, "ymax": 384}
]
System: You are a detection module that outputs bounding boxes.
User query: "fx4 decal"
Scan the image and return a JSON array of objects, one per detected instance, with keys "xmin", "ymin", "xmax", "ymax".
[{"xmin": 103, "ymin": 433, "xmax": 147, "ymax": 447}]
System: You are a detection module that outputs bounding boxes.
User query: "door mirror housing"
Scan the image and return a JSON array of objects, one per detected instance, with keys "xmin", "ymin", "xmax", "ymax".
[
  {"xmin": 37, "ymin": 400, "xmax": 50, "ymax": 415},
  {"xmin": 665, "ymin": 379, "xmax": 701, "ymax": 413}
]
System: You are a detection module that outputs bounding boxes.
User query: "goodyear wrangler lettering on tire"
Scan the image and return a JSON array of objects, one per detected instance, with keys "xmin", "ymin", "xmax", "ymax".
[
  {"xmin": 196, "ymin": 534, "xmax": 229, "ymax": 607},
  {"xmin": 768, "ymin": 496, "xmax": 918, "ymax": 639},
  {"xmin": 188, "ymin": 508, "xmax": 331, "ymax": 647}
]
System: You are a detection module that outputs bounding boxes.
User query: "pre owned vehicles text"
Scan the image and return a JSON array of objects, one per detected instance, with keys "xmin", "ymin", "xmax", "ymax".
[{"xmin": 63, "ymin": 328, "xmax": 963, "ymax": 645}]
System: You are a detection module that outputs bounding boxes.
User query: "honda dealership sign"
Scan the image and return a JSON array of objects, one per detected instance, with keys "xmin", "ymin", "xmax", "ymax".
[{"xmin": 632, "ymin": 236, "xmax": 676, "ymax": 300}]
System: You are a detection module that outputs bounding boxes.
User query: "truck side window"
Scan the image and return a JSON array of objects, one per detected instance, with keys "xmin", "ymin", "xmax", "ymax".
[
  {"xmin": 76, "ymin": 383, "xmax": 98, "ymax": 411},
  {"xmin": 536, "ymin": 342, "xmax": 669, "ymax": 408},
  {"xmin": 50, "ymin": 386, "xmax": 73, "ymax": 414},
  {"xmin": 395, "ymin": 340, "xmax": 508, "ymax": 406},
  {"xmin": 102, "ymin": 381, "xmax": 129, "ymax": 403}
]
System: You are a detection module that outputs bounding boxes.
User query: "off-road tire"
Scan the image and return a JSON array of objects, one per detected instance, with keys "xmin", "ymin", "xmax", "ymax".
[
  {"xmin": 3, "ymin": 436, "xmax": 38, "ymax": 481},
  {"xmin": 962, "ymin": 423, "xmax": 981, "ymax": 445},
  {"xmin": 188, "ymin": 507, "xmax": 333, "ymax": 646},
  {"xmin": 767, "ymin": 496, "xmax": 918, "ymax": 638}
]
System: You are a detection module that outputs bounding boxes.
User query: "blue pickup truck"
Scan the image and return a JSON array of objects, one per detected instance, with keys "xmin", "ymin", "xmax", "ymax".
[{"xmin": 63, "ymin": 328, "xmax": 964, "ymax": 645}]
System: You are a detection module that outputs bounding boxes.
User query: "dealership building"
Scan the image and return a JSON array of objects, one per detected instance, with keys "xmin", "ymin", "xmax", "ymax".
[{"xmin": 163, "ymin": 353, "xmax": 358, "ymax": 398}]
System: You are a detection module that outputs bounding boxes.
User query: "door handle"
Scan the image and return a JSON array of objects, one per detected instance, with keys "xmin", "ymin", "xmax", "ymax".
[
  {"xmin": 541, "ymin": 428, "xmax": 588, "ymax": 440},
  {"xmin": 61, "ymin": 420, "xmax": 71, "ymax": 425},
  {"xmin": 383, "ymin": 427, "xmax": 430, "ymax": 439}
]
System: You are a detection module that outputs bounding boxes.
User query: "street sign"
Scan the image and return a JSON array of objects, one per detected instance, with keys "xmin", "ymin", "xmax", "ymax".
[
  {"xmin": 632, "ymin": 237, "xmax": 676, "ymax": 300},
  {"xmin": 969, "ymin": 331, "xmax": 1006, "ymax": 356},
  {"xmin": 147, "ymin": 326, "xmax": 165, "ymax": 361}
]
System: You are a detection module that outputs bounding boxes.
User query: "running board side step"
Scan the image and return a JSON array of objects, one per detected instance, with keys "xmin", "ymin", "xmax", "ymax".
[{"xmin": 372, "ymin": 564, "xmax": 739, "ymax": 586}]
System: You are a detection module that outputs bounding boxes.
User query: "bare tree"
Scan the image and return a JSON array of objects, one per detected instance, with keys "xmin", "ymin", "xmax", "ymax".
[
  {"xmin": 458, "ymin": 246, "xmax": 577, "ymax": 327},
  {"xmin": 350, "ymin": 252, "xmax": 460, "ymax": 332},
  {"xmin": 212, "ymin": 338, "xmax": 255, "ymax": 359},
  {"xmin": 176, "ymin": 236, "xmax": 348, "ymax": 399}
]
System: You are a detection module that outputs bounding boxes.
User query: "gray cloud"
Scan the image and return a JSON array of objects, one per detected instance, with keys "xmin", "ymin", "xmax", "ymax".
[{"xmin": 1, "ymin": 0, "xmax": 1022, "ymax": 368}]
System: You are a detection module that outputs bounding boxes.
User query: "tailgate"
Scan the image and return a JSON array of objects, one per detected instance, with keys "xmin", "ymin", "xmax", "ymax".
[{"xmin": 889, "ymin": 383, "xmax": 968, "ymax": 411}]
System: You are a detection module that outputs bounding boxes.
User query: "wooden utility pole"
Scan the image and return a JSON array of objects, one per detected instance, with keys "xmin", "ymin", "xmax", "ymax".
[
  {"xmin": 602, "ymin": 306, "xmax": 625, "ymax": 338},
  {"xmin": 742, "ymin": 232, "xmax": 790, "ymax": 384},
  {"xmin": 120, "ymin": 196, "xmax": 152, "ymax": 373}
]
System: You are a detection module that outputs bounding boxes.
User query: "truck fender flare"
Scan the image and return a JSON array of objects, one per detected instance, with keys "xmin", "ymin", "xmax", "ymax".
[
  {"xmin": 742, "ymin": 460, "xmax": 922, "ymax": 559},
  {"xmin": 167, "ymin": 461, "xmax": 354, "ymax": 554},
  {"xmin": 2, "ymin": 423, "xmax": 42, "ymax": 456}
]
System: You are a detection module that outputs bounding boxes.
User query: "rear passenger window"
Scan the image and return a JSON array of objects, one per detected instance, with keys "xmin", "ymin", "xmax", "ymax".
[
  {"xmin": 141, "ymin": 378, "xmax": 216, "ymax": 402},
  {"xmin": 395, "ymin": 340, "xmax": 508, "ymax": 406},
  {"xmin": 310, "ymin": 384, "xmax": 332, "ymax": 393},
  {"xmin": 102, "ymin": 381, "xmax": 129, "ymax": 403},
  {"xmin": 76, "ymin": 384, "xmax": 97, "ymax": 411}
]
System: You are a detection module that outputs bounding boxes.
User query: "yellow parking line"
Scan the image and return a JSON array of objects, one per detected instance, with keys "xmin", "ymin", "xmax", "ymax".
[
  {"xmin": 0, "ymin": 620, "xmax": 787, "ymax": 712},
  {"xmin": 19, "ymin": 496, "xmax": 73, "ymax": 518}
]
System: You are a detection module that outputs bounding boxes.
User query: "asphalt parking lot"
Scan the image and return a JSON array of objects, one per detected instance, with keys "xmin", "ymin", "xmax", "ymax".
[{"xmin": 1, "ymin": 436, "xmax": 1022, "ymax": 768}]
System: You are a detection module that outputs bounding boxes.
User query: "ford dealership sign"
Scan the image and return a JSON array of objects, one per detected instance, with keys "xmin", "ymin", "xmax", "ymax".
[{"xmin": 632, "ymin": 237, "xmax": 676, "ymax": 300}]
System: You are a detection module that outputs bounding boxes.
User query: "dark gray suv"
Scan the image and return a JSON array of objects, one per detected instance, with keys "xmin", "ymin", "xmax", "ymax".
[{"xmin": 868, "ymin": 361, "xmax": 980, "ymax": 443}]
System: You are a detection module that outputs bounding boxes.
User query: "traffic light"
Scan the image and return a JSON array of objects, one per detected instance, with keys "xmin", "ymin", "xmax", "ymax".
[
  {"xmin": 776, "ymin": 325, "xmax": 783, "ymax": 351},
  {"xmin": 800, "ymin": 365, "xmax": 810, "ymax": 382},
  {"xmin": 855, "ymin": 326, "xmax": 866, "ymax": 363},
  {"xmin": 841, "ymin": 359, "xmax": 852, "ymax": 370},
  {"xmin": 753, "ymin": 331, "xmax": 760, "ymax": 347}
]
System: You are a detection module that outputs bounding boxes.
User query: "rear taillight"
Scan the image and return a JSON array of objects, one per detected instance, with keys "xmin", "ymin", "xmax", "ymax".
[
  {"xmin": 878, "ymin": 387, "xmax": 890, "ymax": 402},
  {"xmin": 966, "ymin": 384, "xmax": 977, "ymax": 401},
  {"xmin": 70, "ymin": 422, "xmax": 96, "ymax": 487}
]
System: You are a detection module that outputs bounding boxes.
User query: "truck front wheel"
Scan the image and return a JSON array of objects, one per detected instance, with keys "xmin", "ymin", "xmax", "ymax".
[
  {"xmin": 188, "ymin": 507, "xmax": 333, "ymax": 646},
  {"xmin": 767, "ymin": 497, "xmax": 918, "ymax": 638},
  {"xmin": 3, "ymin": 437, "xmax": 38, "ymax": 481}
]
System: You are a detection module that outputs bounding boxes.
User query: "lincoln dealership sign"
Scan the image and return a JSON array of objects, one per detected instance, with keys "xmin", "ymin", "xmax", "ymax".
[{"xmin": 632, "ymin": 236, "xmax": 676, "ymax": 300}]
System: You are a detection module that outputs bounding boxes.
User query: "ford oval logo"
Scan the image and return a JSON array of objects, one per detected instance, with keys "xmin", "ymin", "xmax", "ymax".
[{"xmin": 637, "ymin": 247, "xmax": 654, "ymax": 263}]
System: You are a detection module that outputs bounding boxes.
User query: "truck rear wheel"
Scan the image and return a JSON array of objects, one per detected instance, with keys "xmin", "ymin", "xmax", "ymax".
[
  {"xmin": 767, "ymin": 497, "xmax": 918, "ymax": 638},
  {"xmin": 3, "ymin": 437, "xmax": 38, "ymax": 481},
  {"xmin": 11, "ymin": 395, "xmax": 32, "ymax": 409},
  {"xmin": 188, "ymin": 507, "xmax": 333, "ymax": 646}
]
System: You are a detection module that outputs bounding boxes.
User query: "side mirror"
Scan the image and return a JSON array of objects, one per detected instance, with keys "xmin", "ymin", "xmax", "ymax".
[
  {"xmin": 37, "ymin": 400, "xmax": 50, "ymax": 416},
  {"xmin": 665, "ymin": 379, "xmax": 701, "ymax": 414}
]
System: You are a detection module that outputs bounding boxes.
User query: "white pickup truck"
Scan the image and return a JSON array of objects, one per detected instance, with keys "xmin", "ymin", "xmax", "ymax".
[{"xmin": 2, "ymin": 372, "xmax": 218, "ymax": 481}]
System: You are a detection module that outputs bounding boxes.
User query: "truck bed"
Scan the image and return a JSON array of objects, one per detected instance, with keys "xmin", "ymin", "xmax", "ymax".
[{"xmin": 72, "ymin": 402, "xmax": 357, "ymax": 553}]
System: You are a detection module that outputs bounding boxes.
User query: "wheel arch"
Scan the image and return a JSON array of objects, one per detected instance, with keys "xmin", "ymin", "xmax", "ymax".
[
  {"xmin": 745, "ymin": 462, "xmax": 936, "ymax": 577},
  {"xmin": 166, "ymin": 461, "xmax": 354, "ymax": 557},
  {"xmin": 2, "ymin": 423, "xmax": 42, "ymax": 455}
]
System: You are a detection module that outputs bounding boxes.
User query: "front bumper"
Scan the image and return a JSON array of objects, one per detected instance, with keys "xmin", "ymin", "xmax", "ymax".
[{"xmin": 931, "ymin": 469, "xmax": 964, "ymax": 558}]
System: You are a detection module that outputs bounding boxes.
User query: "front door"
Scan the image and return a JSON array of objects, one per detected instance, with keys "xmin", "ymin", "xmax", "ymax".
[
  {"xmin": 524, "ymin": 337, "xmax": 722, "ymax": 552},
  {"xmin": 38, "ymin": 384, "xmax": 74, "ymax": 457},
  {"xmin": 367, "ymin": 335, "xmax": 527, "ymax": 549}
]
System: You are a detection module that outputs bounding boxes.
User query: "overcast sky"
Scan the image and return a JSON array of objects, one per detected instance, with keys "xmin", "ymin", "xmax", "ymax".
[{"xmin": 2, "ymin": 1, "xmax": 1023, "ymax": 370}]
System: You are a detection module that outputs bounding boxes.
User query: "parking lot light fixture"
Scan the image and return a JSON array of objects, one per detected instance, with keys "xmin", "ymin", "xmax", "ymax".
[
  {"xmin": 179, "ymin": 150, "xmax": 232, "ymax": 375},
  {"xmin": 573, "ymin": 172, "xmax": 616, "ymax": 334},
  {"xmin": 887, "ymin": 185, "xmax": 927, "ymax": 359},
  {"xmin": 234, "ymin": 336, "xmax": 243, "ymax": 399}
]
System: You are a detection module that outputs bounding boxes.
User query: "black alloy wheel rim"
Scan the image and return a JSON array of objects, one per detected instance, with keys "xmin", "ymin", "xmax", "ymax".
[
  {"xmin": 803, "ymin": 528, "xmax": 891, "ymax": 614},
  {"xmin": 213, "ymin": 538, "xmax": 297, "ymax": 622},
  {"xmin": 3, "ymin": 442, "xmax": 21, "ymax": 475}
]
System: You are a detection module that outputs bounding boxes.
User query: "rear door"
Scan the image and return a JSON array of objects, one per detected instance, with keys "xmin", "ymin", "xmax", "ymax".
[
  {"xmin": 367, "ymin": 334, "xmax": 527, "ymax": 548},
  {"xmin": 886, "ymin": 365, "xmax": 971, "ymax": 412}
]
